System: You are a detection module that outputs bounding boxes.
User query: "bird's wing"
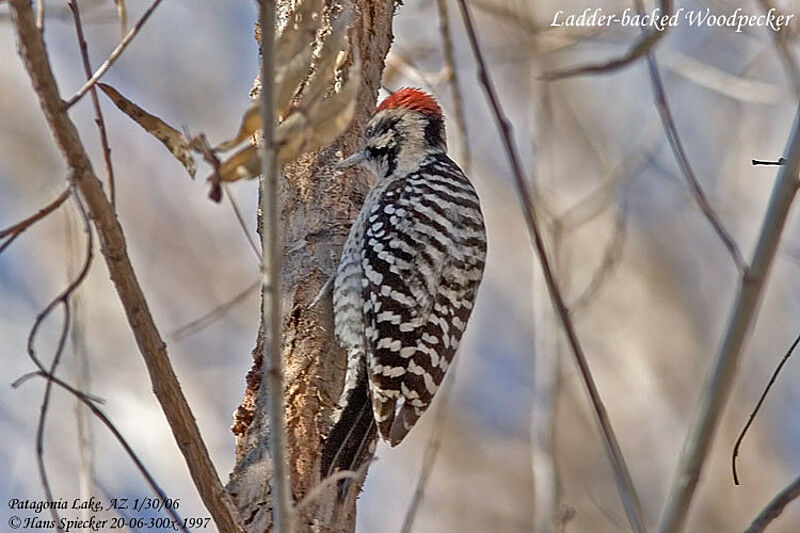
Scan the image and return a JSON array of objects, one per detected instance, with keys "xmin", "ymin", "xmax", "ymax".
[{"xmin": 361, "ymin": 166, "xmax": 486, "ymax": 445}]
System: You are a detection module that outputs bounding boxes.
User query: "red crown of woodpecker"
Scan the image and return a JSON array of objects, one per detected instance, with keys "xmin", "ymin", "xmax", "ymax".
[{"xmin": 376, "ymin": 88, "xmax": 442, "ymax": 117}]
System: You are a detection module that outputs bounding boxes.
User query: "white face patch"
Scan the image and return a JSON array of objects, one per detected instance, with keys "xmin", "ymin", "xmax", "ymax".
[{"xmin": 362, "ymin": 109, "xmax": 445, "ymax": 180}]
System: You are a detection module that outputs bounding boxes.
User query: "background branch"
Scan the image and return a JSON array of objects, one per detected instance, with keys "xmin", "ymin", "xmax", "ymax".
[
  {"xmin": 69, "ymin": 0, "xmax": 116, "ymax": 208},
  {"xmin": 0, "ymin": 187, "xmax": 71, "ymax": 254},
  {"xmin": 745, "ymin": 475, "xmax": 800, "ymax": 533},
  {"xmin": 9, "ymin": 2, "xmax": 244, "ymax": 530},
  {"xmin": 66, "ymin": 0, "xmax": 165, "ymax": 107},
  {"xmin": 454, "ymin": 1, "xmax": 647, "ymax": 531},
  {"xmin": 658, "ymin": 103, "xmax": 800, "ymax": 533}
]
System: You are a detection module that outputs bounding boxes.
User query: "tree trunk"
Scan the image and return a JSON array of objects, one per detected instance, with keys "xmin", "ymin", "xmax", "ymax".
[{"xmin": 226, "ymin": 2, "xmax": 396, "ymax": 532}]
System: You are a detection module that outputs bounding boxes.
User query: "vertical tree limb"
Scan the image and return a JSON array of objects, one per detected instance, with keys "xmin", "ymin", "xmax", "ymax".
[
  {"xmin": 228, "ymin": 2, "xmax": 396, "ymax": 532},
  {"xmin": 257, "ymin": 1, "xmax": 292, "ymax": 532}
]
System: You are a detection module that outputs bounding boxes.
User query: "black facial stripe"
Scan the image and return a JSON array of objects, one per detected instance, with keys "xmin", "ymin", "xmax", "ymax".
[
  {"xmin": 368, "ymin": 144, "xmax": 400, "ymax": 177},
  {"xmin": 424, "ymin": 116, "xmax": 445, "ymax": 149}
]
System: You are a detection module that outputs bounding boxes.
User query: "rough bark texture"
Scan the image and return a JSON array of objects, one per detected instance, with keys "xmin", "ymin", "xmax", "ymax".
[{"xmin": 227, "ymin": 2, "xmax": 396, "ymax": 532}]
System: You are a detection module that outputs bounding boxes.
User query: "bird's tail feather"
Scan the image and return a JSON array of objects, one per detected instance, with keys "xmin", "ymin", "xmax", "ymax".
[{"xmin": 320, "ymin": 366, "xmax": 377, "ymax": 499}]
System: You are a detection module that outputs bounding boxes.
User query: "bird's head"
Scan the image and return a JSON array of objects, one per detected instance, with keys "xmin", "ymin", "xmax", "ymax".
[{"xmin": 338, "ymin": 88, "xmax": 446, "ymax": 179}]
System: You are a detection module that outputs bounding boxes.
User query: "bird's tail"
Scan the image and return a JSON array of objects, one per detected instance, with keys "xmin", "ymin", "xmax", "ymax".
[{"xmin": 320, "ymin": 365, "xmax": 377, "ymax": 499}]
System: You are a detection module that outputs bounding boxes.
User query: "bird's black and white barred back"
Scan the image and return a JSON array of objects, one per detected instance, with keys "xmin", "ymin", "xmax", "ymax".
[{"xmin": 322, "ymin": 88, "xmax": 486, "ymax": 483}]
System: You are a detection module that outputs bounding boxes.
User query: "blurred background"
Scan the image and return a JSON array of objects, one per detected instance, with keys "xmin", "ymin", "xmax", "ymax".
[{"xmin": 2, "ymin": 0, "xmax": 799, "ymax": 531}]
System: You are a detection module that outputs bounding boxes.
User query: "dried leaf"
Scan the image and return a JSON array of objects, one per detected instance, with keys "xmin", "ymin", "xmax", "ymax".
[
  {"xmin": 275, "ymin": 44, "xmax": 314, "ymax": 119},
  {"xmin": 217, "ymin": 144, "xmax": 261, "ymax": 182},
  {"xmin": 99, "ymin": 83, "xmax": 196, "ymax": 178},
  {"xmin": 215, "ymin": 102, "xmax": 261, "ymax": 151},
  {"xmin": 304, "ymin": 51, "xmax": 360, "ymax": 146},
  {"xmin": 114, "ymin": 0, "xmax": 128, "ymax": 37},
  {"xmin": 207, "ymin": 1, "xmax": 357, "ymax": 180},
  {"xmin": 298, "ymin": 4, "xmax": 351, "ymax": 107},
  {"xmin": 275, "ymin": 0, "xmax": 323, "ymax": 66},
  {"xmin": 276, "ymin": 50, "xmax": 360, "ymax": 163}
]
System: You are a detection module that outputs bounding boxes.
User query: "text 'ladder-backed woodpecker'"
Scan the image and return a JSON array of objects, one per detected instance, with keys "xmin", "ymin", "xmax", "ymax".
[{"xmin": 321, "ymin": 88, "xmax": 487, "ymax": 490}]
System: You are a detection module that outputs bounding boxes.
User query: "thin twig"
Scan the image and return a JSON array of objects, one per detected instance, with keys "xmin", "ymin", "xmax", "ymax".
[
  {"xmin": 528, "ymin": 79, "xmax": 561, "ymax": 533},
  {"xmin": 745, "ymin": 475, "xmax": 800, "ymax": 533},
  {"xmin": 13, "ymin": 370, "xmax": 188, "ymax": 532},
  {"xmin": 753, "ymin": 158, "xmax": 786, "ymax": 166},
  {"xmin": 643, "ymin": 52, "xmax": 746, "ymax": 274},
  {"xmin": 258, "ymin": 1, "xmax": 291, "ymax": 532},
  {"xmin": 658, "ymin": 104, "xmax": 800, "ymax": 533},
  {"xmin": 731, "ymin": 331, "xmax": 800, "ymax": 485},
  {"xmin": 65, "ymin": 0, "xmax": 166, "ymax": 108},
  {"xmin": 757, "ymin": 0, "xmax": 800, "ymax": 99},
  {"xmin": 10, "ymin": 2, "xmax": 244, "ymax": 530},
  {"xmin": 570, "ymin": 203, "xmax": 628, "ymax": 312},
  {"xmin": 400, "ymin": 361, "xmax": 459, "ymax": 533},
  {"xmin": 113, "ymin": 0, "xmax": 127, "ymax": 37},
  {"xmin": 0, "ymin": 187, "xmax": 71, "ymax": 254},
  {"xmin": 629, "ymin": 0, "xmax": 744, "ymax": 273},
  {"xmin": 69, "ymin": 0, "xmax": 116, "ymax": 208},
  {"xmin": 293, "ymin": 461, "xmax": 372, "ymax": 515},
  {"xmin": 542, "ymin": 0, "xmax": 672, "ymax": 80},
  {"xmin": 26, "ymin": 193, "xmax": 93, "ymax": 532},
  {"xmin": 223, "ymin": 183, "xmax": 261, "ymax": 262},
  {"xmin": 35, "ymin": 0, "xmax": 42, "ymax": 30},
  {"xmin": 168, "ymin": 279, "xmax": 259, "ymax": 342},
  {"xmin": 454, "ymin": 2, "xmax": 647, "ymax": 531},
  {"xmin": 64, "ymin": 198, "xmax": 96, "ymax": 521},
  {"xmin": 436, "ymin": 0, "xmax": 471, "ymax": 174}
]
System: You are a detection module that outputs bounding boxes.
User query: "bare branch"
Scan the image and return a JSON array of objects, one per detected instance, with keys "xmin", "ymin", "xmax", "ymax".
[
  {"xmin": 114, "ymin": 0, "xmax": 128, "ymax": 37},
  {"xmin": 25, "ymin": 194, "xmax": 93, "ymax": 532},
  {"xmin": 65, "ymin": 0, "xmax": 166, "ymax": 108},
  {"xmin": 168, "ymin": 280, "xmax": 259, "ymax": 342},
  {"xmin": 223, "ymin": 183, "xmax": 261, "ymax": 263},
  {"xmin": 69, "ymin": 0, "xmax": 117, "ymax": 208},
  {"xmin": 570, "ymin": 203, "xmax": 628, "ymax": 312},
  {"xmin": 658, "ymin": 104, "xmax": 800, "ymax": 533},
  {"xmin": 454, "ymin": 2, "xmax": 647, "ymax": 531},
  {"xmin": 14, "ymin": 370, "xmax": 188, "ymax": 532},
  {"xmin": 745, "ymin": 475, "xmax": 800, "ymax": 533},
  {"xmin": 293, "ymin": 460, "xmax": 372, "ymax": 515},
  {"xmin": 753, "ymin": 158, "xmax": 787, "ymax": 166},
  {"xmin": 643, "ymin": 52, "xmax": 746, "ymax": 273},
  {"xmin": 663, "ymin": 52, "xmax": 790, "ymax": 106},
  {"xmin": 1, "ymin": 187, "xmax": 71, "ymax": 254},
  {"xmin": 9, "ymin": 2, "xmax": 244, "ymax": 530},
  {"xmin": 757, "ymin": 0, "xmax": 800, "ymax": 98},
  {"xmin": 436, "ymin": 0, "xmax": 471, "ymax": 174},
  {"xmin": 258, "ymin": 2, "xmax": 292, "ymax": 532},
  {"xmin": 400, "ymin": 364, "xmax": 459, "ymax": 533}
]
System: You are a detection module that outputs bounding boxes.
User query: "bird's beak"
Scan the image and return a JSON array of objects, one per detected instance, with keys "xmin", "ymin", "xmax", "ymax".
[{"xmin": 336, "ymin": 149, "xmax": 368, "ymax": 169}]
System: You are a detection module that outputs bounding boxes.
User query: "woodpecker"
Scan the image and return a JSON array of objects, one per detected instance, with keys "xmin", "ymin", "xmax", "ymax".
[{"xmin": 321, "ymin": 88, "xmax": 487, "ymax": 486}]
